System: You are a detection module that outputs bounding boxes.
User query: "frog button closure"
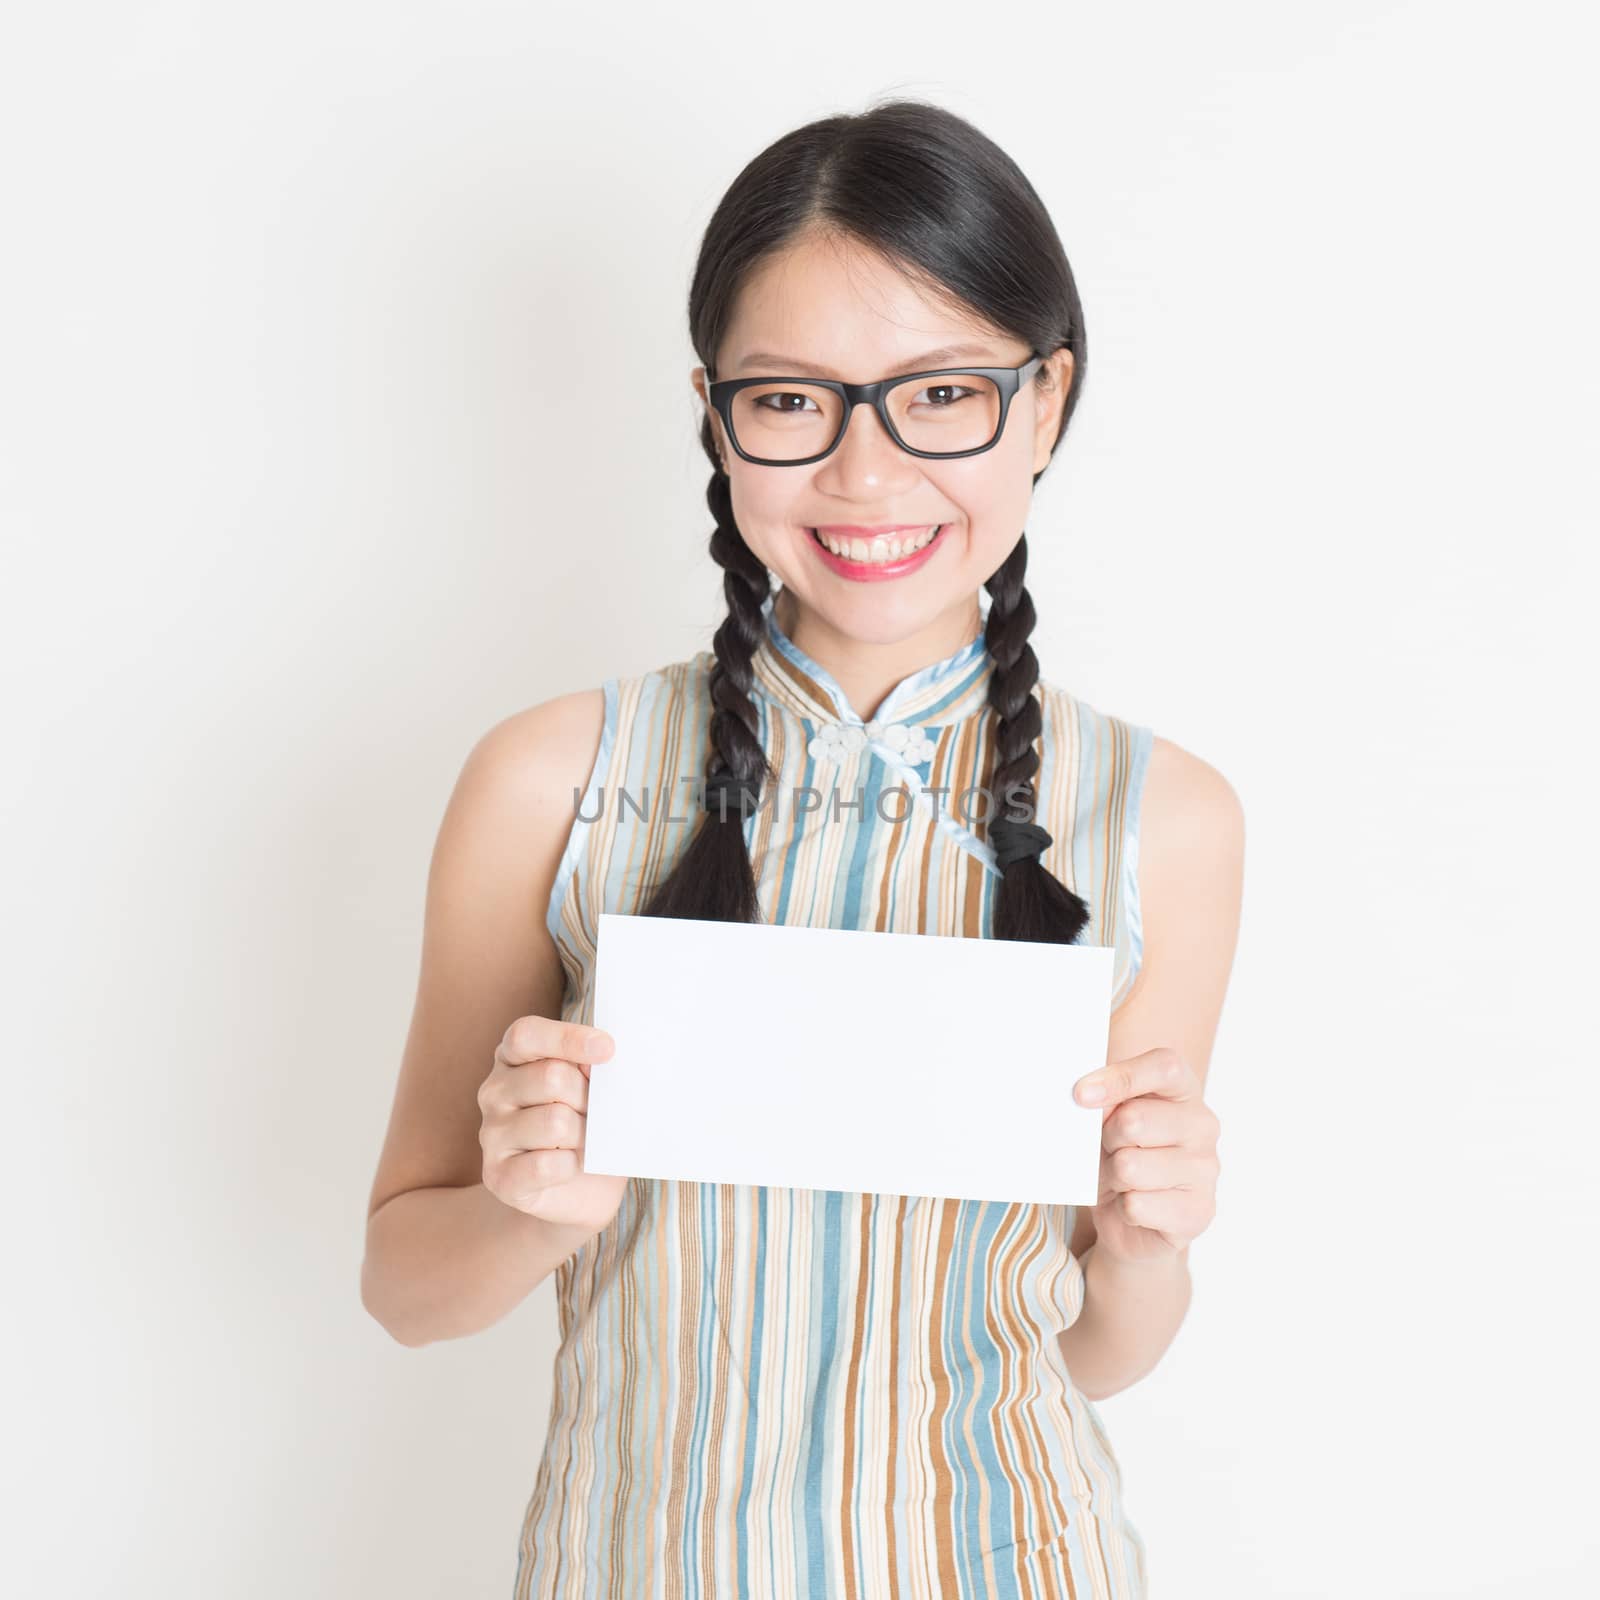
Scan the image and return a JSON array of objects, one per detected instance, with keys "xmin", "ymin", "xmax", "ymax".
[
  {"xmin": 806, "ymin": 719, "xmax": 937, "ymax": 765},
  {"xmin": 869, "ymin": 720, "xmax": 938, "ymax": 763},
  {"xmin": 805, "ymin": 722, "xmax": 865, "ymax": 762}
]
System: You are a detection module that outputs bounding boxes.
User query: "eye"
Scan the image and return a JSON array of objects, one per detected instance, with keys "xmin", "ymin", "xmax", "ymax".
[
  {"xmin": 752, "ymin": 391, "xmax": 822, "ymax": 414},
  {"xmin": 910, "ymin": 383, "xmax": 979, "ymax": 408}
]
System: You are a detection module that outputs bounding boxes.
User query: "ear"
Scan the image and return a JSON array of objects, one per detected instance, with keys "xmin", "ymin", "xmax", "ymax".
[
  {"xmin": 695, "ymin": 365, "xmax": 732, "ymax": 470},
  {"xmin": 1031, "ymin": 346, "xmax": 1076, "ymax": 475}
]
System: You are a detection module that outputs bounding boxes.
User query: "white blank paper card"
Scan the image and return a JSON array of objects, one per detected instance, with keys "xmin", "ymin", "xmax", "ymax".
[{"xmin": 583, "ymin": 912, "xmax": 1113, "ymax": 1206}]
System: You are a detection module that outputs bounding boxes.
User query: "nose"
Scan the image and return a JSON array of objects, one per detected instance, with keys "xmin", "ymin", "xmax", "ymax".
[{"xmin": 819, "ymin": 398, "xmax": 916, "ymax": 491}]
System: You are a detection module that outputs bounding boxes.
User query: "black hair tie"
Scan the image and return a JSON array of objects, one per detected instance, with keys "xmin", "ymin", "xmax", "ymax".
[
  {"xmin": 988, "ymin": 815, "xmax": 1054, "ymax": 870},
  {"xmin": 701, "ymin": 770, "xmax": 762, "ymax": 818}
]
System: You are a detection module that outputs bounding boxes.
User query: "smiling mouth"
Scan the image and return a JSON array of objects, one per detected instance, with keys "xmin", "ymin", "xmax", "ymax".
[{"xmin": 807, "ymin": 525, "xmax": 946, "ymax": 564}]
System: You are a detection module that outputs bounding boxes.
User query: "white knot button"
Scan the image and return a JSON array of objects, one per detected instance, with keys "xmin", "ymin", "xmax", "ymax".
[
  {"xmin": 875, "ymin": 720, "xmax": 938, "ymax": 763},
  {"xmin": 807, "ymin": 719, "xmax": 937, "ymax": 766},
  {"xmin": 806, "ymin": 722, "xmax": 865, "ymax": 761}
]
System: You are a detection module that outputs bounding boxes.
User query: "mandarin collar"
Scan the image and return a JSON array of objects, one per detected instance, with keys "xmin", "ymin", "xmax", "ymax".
[{"xmin": 749, "ymin": 589, "xmax": 995, "ymax": 730}]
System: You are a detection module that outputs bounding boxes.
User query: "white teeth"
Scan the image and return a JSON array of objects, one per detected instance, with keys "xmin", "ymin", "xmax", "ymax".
[{"xmin": 815, "ymin": 526, "xmax": 940, "ymax": 563}]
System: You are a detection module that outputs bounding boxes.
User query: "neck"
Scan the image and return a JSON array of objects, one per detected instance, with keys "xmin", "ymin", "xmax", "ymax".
[{"xmin": 773, "ymin": 586, "xmax": 985, "ymax": 722}]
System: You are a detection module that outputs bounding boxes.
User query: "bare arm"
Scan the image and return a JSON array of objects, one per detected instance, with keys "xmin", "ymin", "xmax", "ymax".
[
  {"xmin": 1058, "ymin": 735, "xmax": 1244, "ymax": 1399},
  {"xmin": 360, "ymin": 687, "xmax": 608, "ymax": 1347}
]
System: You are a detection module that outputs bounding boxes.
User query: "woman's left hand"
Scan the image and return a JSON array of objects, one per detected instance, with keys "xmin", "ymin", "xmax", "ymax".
[{"xmin": 1073, "ymin": 1046, "xmax": 1221, "ymax": 1266}]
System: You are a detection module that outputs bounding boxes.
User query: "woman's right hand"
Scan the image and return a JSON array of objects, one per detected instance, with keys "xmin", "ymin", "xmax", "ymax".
[{"xmin": 479, "ymin": 1014, "xmax": 626, "ymax": 1234}]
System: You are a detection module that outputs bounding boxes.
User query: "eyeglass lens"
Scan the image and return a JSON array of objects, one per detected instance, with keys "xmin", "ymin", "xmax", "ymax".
[{"xmin": 727, "ymin": 373, "xmax": 1004, "ymax": 461}]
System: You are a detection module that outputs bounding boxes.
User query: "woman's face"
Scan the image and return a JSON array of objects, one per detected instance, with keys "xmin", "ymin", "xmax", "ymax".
[{"xmin": 692, "ymin": 229, "xmax": 1073, "ymax": 652}]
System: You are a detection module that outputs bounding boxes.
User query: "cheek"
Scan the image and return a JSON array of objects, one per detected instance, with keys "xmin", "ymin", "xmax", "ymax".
[
  {"xmin": 724, "ymin": 476, "xmax": 816, "ymax": 569},
  {"xmin": 931, "ymin": 461, "xmax": 1035, "ymax": 554},
  {"xmin": 728, "ymin": 474, "xmax": 800, "ymax": 525}
]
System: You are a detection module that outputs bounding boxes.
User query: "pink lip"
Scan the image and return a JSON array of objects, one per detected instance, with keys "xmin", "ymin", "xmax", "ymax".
[{"xmin": 806, "ymin": 524, "xmax": 946, "ymax": 582}]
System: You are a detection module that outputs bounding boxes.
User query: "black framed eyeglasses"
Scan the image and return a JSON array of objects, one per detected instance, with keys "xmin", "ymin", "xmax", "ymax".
[{"xmin": 706, "ymin": 354, "xmax": 1045, "ymax": 467}]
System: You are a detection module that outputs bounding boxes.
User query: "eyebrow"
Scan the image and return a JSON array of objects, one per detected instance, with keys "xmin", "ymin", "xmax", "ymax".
[{"xmin": 729, "ymin": 342, "xmax": 1006, "ymax": 378}]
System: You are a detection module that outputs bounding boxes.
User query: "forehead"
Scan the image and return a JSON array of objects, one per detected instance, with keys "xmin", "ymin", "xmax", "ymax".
[{"xmin": 721, "ymin": 232, "xmax": 1016, "ymax": 378}]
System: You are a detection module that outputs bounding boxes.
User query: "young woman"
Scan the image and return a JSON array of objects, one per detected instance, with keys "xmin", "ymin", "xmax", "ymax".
[{"xmin": 362, "ymin": 99, "xmax": 1244, "ymax": 1599}]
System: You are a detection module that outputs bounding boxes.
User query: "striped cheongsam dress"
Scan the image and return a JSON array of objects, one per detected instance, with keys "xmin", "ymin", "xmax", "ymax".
[{"xmin": 516, "ymin": 587, "xmax": 1156, "ymax": 1599}]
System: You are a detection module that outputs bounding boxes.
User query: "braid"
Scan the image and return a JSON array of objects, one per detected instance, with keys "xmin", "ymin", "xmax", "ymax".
[
  {"xmin": 703, "ymin": 472, "xmax": 773, "ymax": 803},
  {"xmin": 983, "ymin": 534, "xmax": 1093, "ymax": 943},
  {"xmin": 638, "ymin": 463, "xmax": 774, "ymax": 924}
]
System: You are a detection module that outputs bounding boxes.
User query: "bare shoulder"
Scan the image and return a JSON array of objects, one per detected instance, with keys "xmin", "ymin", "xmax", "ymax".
[
  {"xmin": 433, "ymin": 686, "xmax": 611, "ymax": 932},
  {"xmin": 461, "ymin": 687, "xmax": 608, "ymax": 813},
  {"xmin": 1141, "ymin": 734, "xmax": 1246, "ymax": 869}
]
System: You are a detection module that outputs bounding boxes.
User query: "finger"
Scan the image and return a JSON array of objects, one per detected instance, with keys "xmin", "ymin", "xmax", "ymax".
[
  {"xmin": 501, "ymin": 1014, "xmax": 615, "ymax": 1069},
  {"xmin": 1076, "ymin": 1046, "xmax": 1196, "ymax": 1111},
  {"xmin": 1102, "ymin": 1096, "xmax": 1217, "ymax": 1154},
  {"xmin": 1114, "ymin": 1186, "xmax": 1213, "ymax": 1237},
  {"xmin": 1102, "ymin": 1142, "xmax": 1217, "ymax": 1195},
  {"xmin": 504, "ymin": 1056, "xmax": 591, "ymax": 1114},
  {"xmin": 502, "ymin": 1100, "xmax": 586, "ymax": 1156},
  {"xmin": 494, "ymin": 1145, "xmax": 582, "ymax": 1199}
]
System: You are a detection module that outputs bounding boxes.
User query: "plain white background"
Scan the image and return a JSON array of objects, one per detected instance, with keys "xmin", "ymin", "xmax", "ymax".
[{"xmin": 4, "ymin": 2, "xmax": 1596, "ymax": 1595}]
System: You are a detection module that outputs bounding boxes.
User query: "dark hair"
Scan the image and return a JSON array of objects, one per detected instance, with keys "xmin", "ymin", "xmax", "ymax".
[{"xmin": 641, "ymin": 97, "xmax": 1092, "ymax": 943}]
